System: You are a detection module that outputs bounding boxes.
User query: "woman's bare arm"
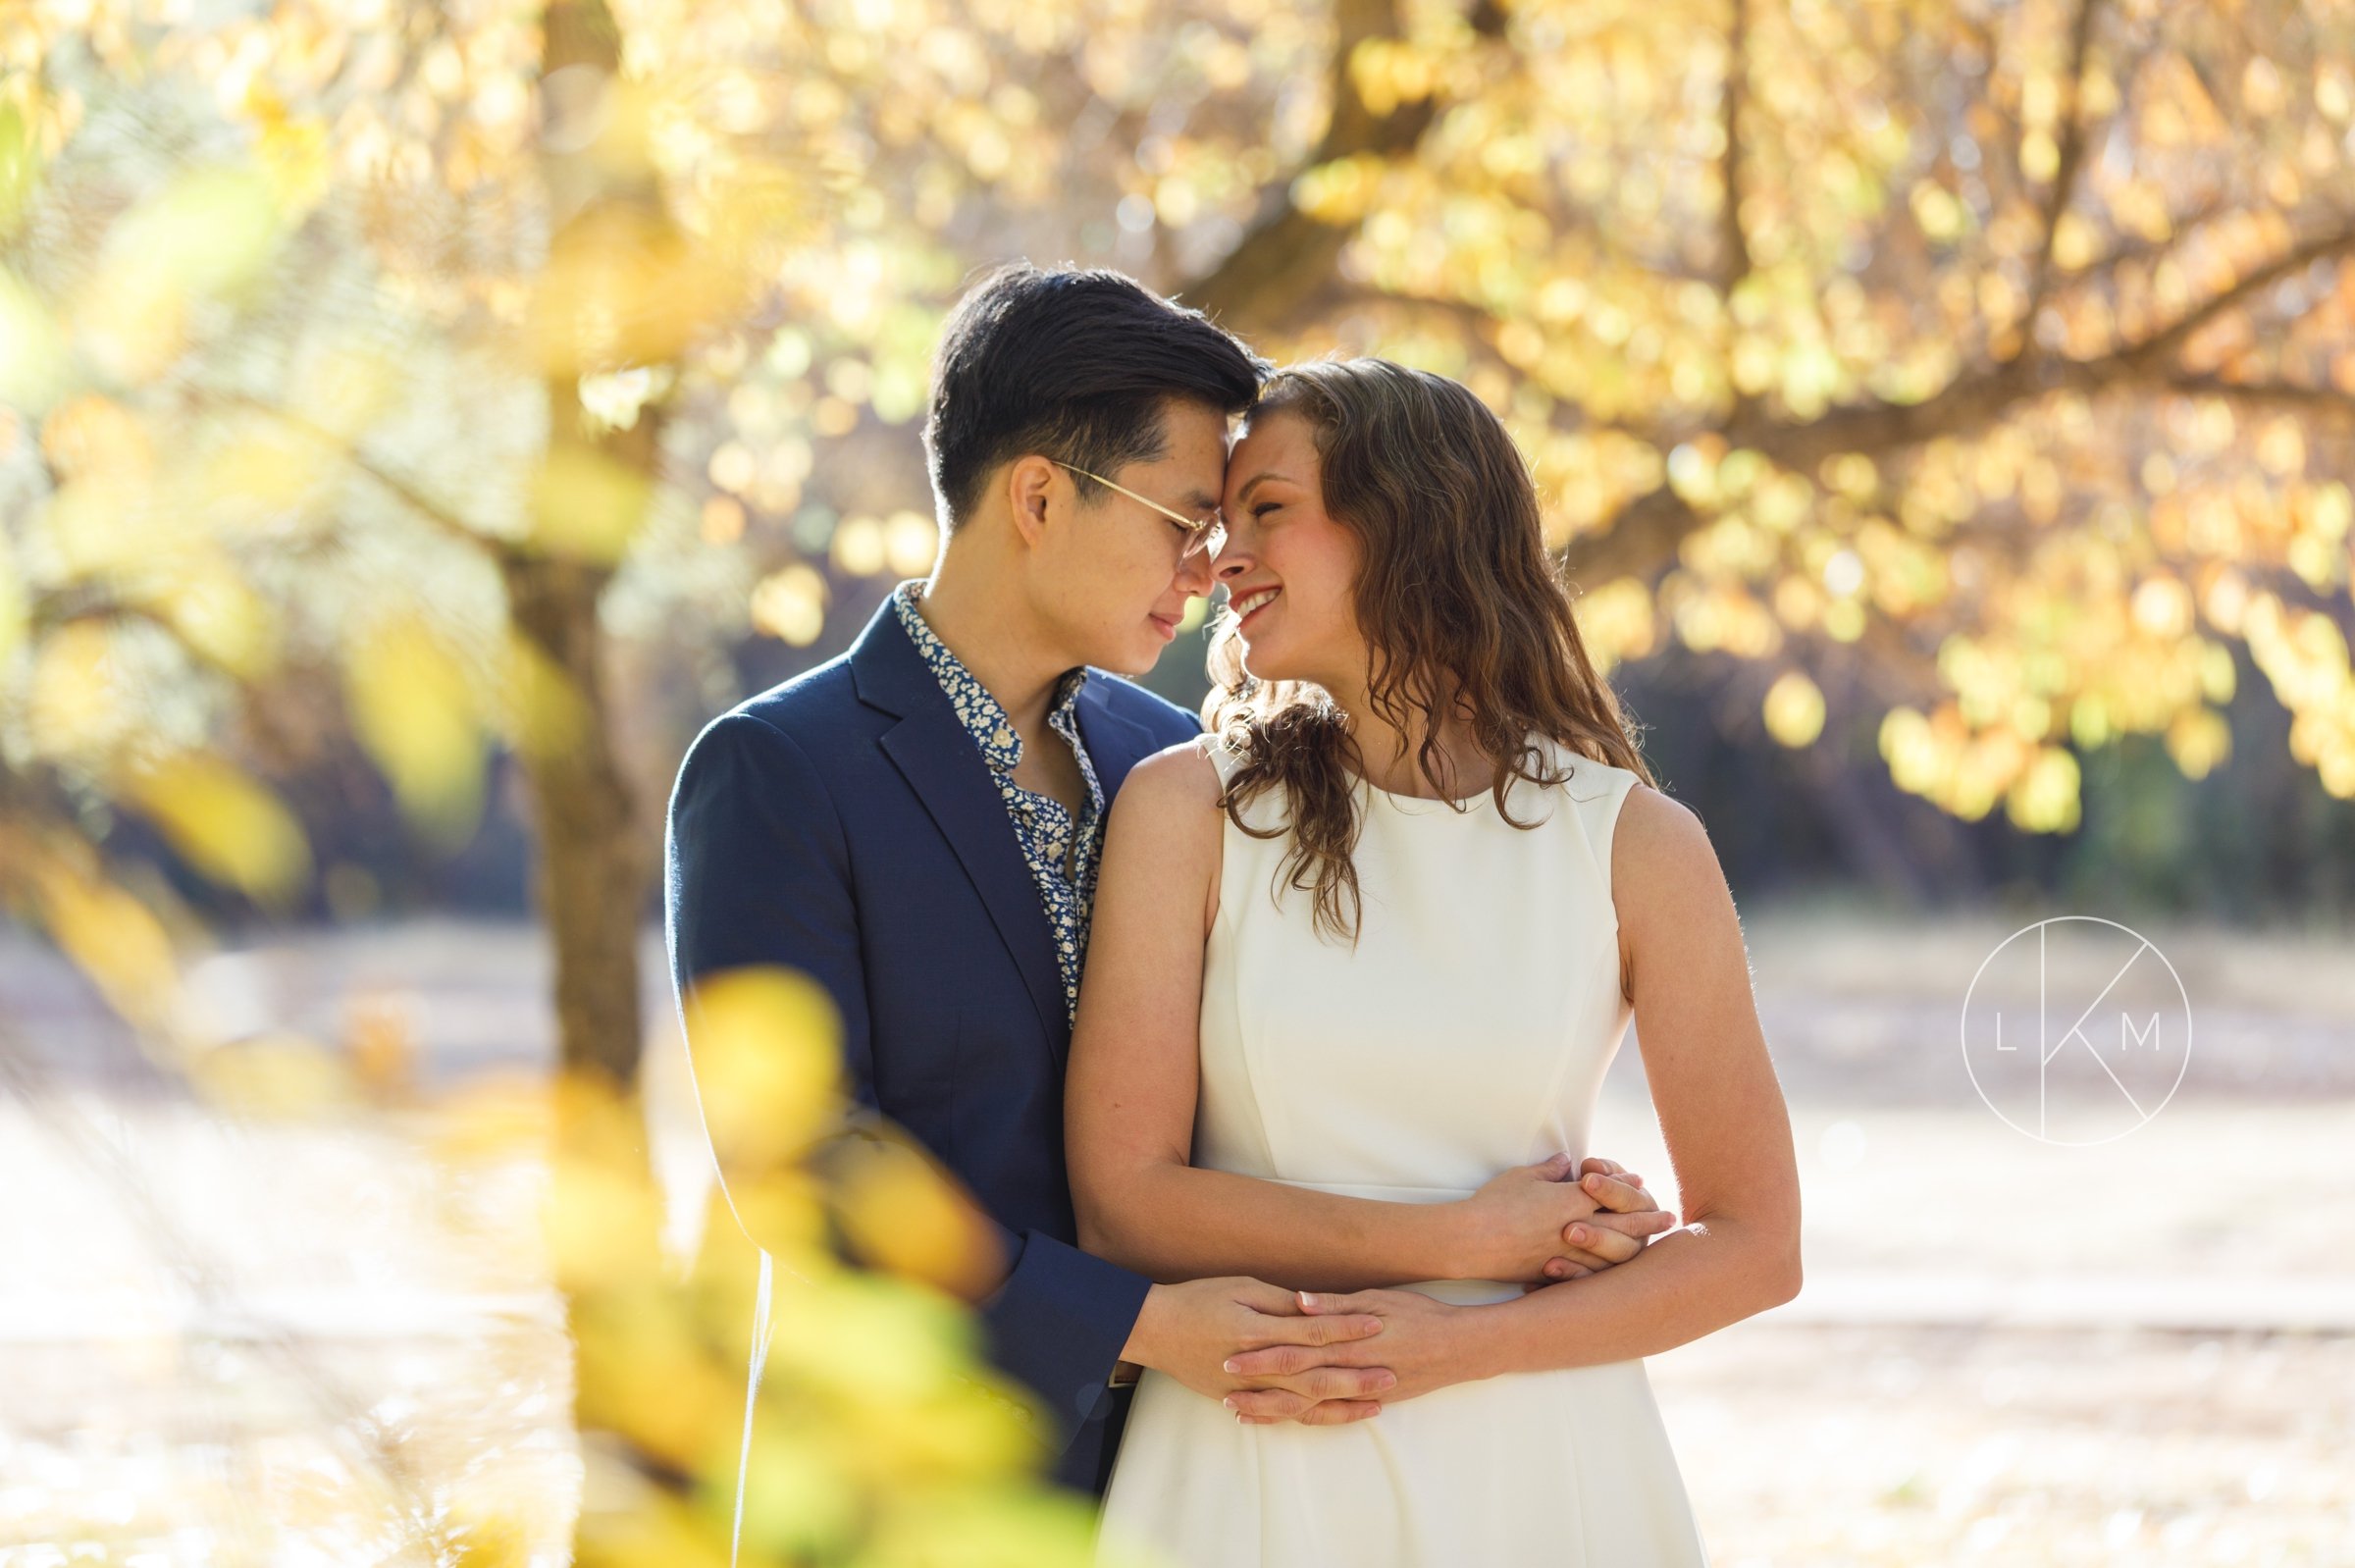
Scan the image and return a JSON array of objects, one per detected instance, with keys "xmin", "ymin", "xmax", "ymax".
[
  {"xmin": 1065, "ymin": 742, "xmax": 1621, "ymax": 1293},
  {"xmin": 1433, "ymin": 783, "xmax": 1804, "ymax": 1372}
]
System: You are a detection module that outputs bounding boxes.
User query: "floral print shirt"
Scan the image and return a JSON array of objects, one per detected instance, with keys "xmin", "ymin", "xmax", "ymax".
[{"xmin": 892, "ymin": 580, "xmax": 1106, "ymax": 1023}]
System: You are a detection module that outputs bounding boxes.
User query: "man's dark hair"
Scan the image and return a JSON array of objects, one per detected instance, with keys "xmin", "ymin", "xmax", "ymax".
[{"xmin": 923, "ymin": 262, "xmax": 1268, "ymax": 529}]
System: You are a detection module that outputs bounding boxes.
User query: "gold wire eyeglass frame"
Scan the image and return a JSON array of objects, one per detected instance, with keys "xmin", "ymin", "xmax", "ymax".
[{"xmin": 1052, "ymin": 459, "xmax": 1227, "ymax": 562}]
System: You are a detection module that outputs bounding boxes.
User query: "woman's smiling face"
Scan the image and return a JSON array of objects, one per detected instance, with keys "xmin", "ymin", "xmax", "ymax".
[{"xmin": 1213, "ymin": 409, "xmax": 1365, "ymax": 689}]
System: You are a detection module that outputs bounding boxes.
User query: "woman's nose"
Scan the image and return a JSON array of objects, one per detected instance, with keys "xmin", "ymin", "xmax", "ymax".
[{"xmin": 1214, "ymin": 537, "xmax": 1252, "ymax": 579}]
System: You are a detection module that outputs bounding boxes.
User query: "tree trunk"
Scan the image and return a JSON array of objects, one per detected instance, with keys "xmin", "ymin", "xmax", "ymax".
[
  {"xmin": 520, "ymin": 0, "xmax": 680, "ymax": 1086},
  {"xmin": 500, "ymin": 542, "xmax": 650, "ymax": 1085}
]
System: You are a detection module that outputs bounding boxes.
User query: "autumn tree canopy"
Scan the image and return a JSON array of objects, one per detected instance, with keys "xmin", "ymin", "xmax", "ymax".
[{"xmin": 6, "ymin": 0, "xmax": 2355, "ymax": 1058}]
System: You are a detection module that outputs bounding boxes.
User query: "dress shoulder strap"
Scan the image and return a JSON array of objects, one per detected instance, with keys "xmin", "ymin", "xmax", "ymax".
[
  {"xmin": 1195, "ymin": 730, "xmax": 1248, "ymax": 792},
  {"xmin": 1550, "ymin": 747, "xmax": 1643, "ymax": 906}
]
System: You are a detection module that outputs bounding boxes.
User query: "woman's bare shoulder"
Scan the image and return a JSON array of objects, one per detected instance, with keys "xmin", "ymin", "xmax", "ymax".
[
  {"xmin": 1100, "ymin": 738, "xmax": 1227, "ymax": 927},
  {"xmin": 1115, "ymin": 736, "xmax": 1227, "ymax": 812},
  {"xmin": 1104, "ymin": 738, "xmax": 1228, "ymax": 862},
  {"xmin": 1613, "ymin": 783, "xmax": 1728, "ymax": 911}
]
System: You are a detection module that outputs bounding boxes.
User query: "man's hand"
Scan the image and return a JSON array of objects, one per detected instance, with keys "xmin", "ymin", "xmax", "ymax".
[
  {"xmin": 1225, "ymin": 1287, "xmax": 1478, "ymax": 1422},
  {"xmin": 1538, "ymin": 1156, "xmax": 1679, "ymax": 1282},
  {"xmin": 1230, "ymin": 1157, "xmax": 1677, "ymax": 1423},
  {"xmin": 1121, "ymin": 1277, "xmax": 1397, "ymax": 1426}
]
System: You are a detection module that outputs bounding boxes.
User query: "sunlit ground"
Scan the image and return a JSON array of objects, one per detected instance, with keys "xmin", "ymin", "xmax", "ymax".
[{"xmin": 3, "ymin": 910, "xmax": 2350, "ymax": 1566}]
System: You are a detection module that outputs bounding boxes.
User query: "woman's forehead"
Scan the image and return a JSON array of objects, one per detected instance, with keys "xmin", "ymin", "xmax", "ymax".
[{"xmin": 1226, "ymin": 410, "xmax": 1314, "ymax": 476}]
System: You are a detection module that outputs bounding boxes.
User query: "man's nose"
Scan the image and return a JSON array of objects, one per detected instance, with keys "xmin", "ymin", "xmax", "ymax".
[{"xmin": 1176, "ymin": 540, "xmax": 1216, "ymax": 597}]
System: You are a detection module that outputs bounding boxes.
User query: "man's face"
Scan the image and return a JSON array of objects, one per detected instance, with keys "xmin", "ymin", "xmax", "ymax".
[{"xmin": 1028, "ymin": 397, "xmax": 1228, "ymax": 676}]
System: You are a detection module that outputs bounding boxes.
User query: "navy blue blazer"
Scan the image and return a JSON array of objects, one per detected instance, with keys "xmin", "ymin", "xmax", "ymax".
[{"xmin": 663, "ymin": 593, "xmax": 1202, "ymax": 1495}]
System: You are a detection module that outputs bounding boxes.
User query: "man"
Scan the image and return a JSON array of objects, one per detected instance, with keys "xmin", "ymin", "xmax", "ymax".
[{"xmin": 664, "ymin": 263, "xmax": 1668, "ymax": 1496}]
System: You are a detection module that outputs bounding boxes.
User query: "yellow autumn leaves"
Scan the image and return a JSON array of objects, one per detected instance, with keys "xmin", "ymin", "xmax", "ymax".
[{"xmin": 423, "ymin": 968, "xmax": 1131, "ymax": 1568}]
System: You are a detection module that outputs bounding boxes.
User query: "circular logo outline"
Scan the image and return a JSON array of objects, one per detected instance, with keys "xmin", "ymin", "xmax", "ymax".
[{"xmin": 1960, "ymin": 915, "xmax": 2193, "ymax": 1146}]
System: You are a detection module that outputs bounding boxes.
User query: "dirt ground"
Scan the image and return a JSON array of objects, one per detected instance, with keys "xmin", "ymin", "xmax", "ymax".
[{"xmin": 2, "ymin": 911, "xmax": 2350, "ymax": 1565}]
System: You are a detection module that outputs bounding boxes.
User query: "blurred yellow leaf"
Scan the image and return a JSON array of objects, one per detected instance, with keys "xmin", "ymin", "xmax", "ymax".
[
  {"xmin": 762, "ymin": 1269, "xmax": 976, "ymax": 1408},
  {"xmin": 528, "ymin": 204, "xmax": 751, "ymax": 379},
  {"xmin": 287, "ymin": 337, "xmax": 403, "ymax": 444},
  {"xmin": 549, "ymin": 1147, "xmax": 670, "ymax": 1293},
  {"xmin": 343, "ymin": 989, "xmax": 419, "ymax": 1105},
  {"xmin": 497, "ymin": 626, "xmax": 593, "ymax": 759},
  {"xmin": 1572, "ymin": 577, "xmax": 1659, "ymax": 669},
  {"xmin": 574, "ymin": 1481, "xmax": 737, "ymax": 1568},
  {"xmin": 2007, "ymin": 746, "xmax": 2083, "ymax": 833},
  {"xmin": 39, "ymin": 392, "xmax": 153, "ymax": 482},
  {"xmin": 0, "ymin": 540, "xmax": 24, "ymax": 667},
  {"xmin": 74, "ymin": 162, "xmax": 284, "ymax": 382},
  {"xmin": 884, "ymin": 509, "xmax": 940, "ymax": 576},
  {"xmin": 822, "ymin": 1125, "xmax": 1007, "ymax": 1302},
  {"xmin": 188, "ymin": 1032, "xmax": 358, "ymax": 1118},
  {"xmin": 529, "ymin": 444, "xmax": 654, "ymax": 563},
  {"xmin": 431, "ymin": 1071, "xmax": 556, "ymax": 1165},
  {"xmin": 0, "ymin": 265, "xmax": 67, "ymax": 414},
  {"xmin": 853, "ymin": 1484, "xmax": 1111, "ymax": 1568},
  {"xmin": 0, "ymin": 100, "xmax": 35, "ymax": 235},
  {"xmin": 42, "ymin": 471, "xmax": 162, "ymax": 583},
  {"xmin": 446, "ymin": 1504, "xmax": 536, "ymax": 1568},
  {"xmin": 1762, "ymin": 669, "xmax": 1827, "ymax": 748},
  {"xmin": 242, "ymin": 86, "xmax": 333, "ymax": 213},
  {"xmin": 26, "ymin": 619, "xmax": 129, "ymax": 760},
  {"xmin": 684, "ymin": 967, "xmax": 845, "ymax": 1176},
  {"xmin": 343, "ymin": 615, "xmax": 487, "ymax": 847},
  {"xmin": 737, "ymin": 1417, "xmax": 862, "ymax": 1562},
  {"xmin": 750, "ymin": 564, "xmax": 828, "ymax": 647},
  {"xmin": 2166, "ymin": 707, "xmax": 2232, "ymax": 779},
  {"xmin": 572, "ymin": 1281, "xmax": 741, "ymax": 1470},
  {"xmin": 832, "ymin": 515, "xmax": 889, "ymax": 576},
  {"xmin": 123, "ymin": 752, "xmax": 313, "ymax": 906},
  {"xmin": 149, "ymin": 554, "xmax": 280, "ymax": 678},
  {"xmin": 196, "ymin": 425, "xmax": 336, "ymax": 528},
  {"xmin": 27, "ymin": 855, "xmax": 180, "ymax": 1032}
]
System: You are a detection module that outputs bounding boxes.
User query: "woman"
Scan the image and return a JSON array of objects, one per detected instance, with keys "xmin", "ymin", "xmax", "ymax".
[{"xmin": 1066, "ymin": 358, "xmax": 1802, "ymax": 1566}]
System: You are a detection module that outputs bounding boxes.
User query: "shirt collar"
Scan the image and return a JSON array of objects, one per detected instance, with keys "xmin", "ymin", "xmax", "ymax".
[{"xmin": 892, "ymin": 580, "xmax": 1089, "ymax": 774}]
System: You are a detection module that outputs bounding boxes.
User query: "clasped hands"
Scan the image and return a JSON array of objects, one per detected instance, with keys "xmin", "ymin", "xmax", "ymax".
[{"xmin": 1129, "ymin": 1155, "xmax": 1672, "ymax": 1428}]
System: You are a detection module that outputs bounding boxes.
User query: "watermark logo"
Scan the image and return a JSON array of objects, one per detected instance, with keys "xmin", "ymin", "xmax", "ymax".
[{"xmin": 1961, "ymin": 916, "xmax": 2192, "ymax": 1145}]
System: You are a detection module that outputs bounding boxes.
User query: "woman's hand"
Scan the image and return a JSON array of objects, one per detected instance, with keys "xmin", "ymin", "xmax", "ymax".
[
  {"xmin": 1544, "ymin": 1157, "xmax": 1680, "ymax": 1281},
  {"xmin": 1451, "ymin": 1153, "xmax": 1676, "ymax": 1283}
]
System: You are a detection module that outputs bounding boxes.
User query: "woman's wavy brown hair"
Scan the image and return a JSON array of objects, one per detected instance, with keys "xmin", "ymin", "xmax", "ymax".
[{"xmin": 1203, "ymin": 357, "xmax": 1653, "ymax": 943}]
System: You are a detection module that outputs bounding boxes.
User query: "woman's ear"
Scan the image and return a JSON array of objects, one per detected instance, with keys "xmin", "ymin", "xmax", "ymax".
[{"xmin": 1004, "ymin": 455, "xmax": 1059, "ymax": 549}]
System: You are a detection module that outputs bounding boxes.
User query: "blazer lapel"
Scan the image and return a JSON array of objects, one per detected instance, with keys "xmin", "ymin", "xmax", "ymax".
[{"xmin": 852, "ymin": 599, "xmax": 1068, "ymax": 1047}]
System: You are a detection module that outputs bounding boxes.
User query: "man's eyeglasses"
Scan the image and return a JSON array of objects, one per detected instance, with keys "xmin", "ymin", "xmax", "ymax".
[{"xmin": 1053, "ymin": 460, "xmax": 1227, "ymax": 562}]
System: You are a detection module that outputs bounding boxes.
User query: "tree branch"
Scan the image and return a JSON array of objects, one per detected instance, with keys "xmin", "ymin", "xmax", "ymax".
[
  {"xmin": 1561, "ymin": 484, "xmax": 1706, "ymax": 588},
  {"xmin": 217, "ymin": 390, "xmax": 515, "ymax": 560},
  {"xmin": 1563, "ymin": 222, "xmax": 2355, "ymax": 584},
  {"xmin": 2014, "ymin": 0, "xmax": 2105, "ymax": 359},
  {"xmin": 1720, "ymin": 0, "xmax": 1753, "ymax": 295},
  {"xmin": 1184, "ymin": 0, "xmax": 1504, "ymax": 332},
  {"xmin": 2165, "ymin": 372, "xmax": 2355, "ymax": 428},
  {"xmin": 2058, "ymin": 190, "xmax": 2240, "ymax": 295}
]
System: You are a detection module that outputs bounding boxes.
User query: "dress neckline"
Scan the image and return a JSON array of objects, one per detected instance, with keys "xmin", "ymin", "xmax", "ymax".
[
  {"xmin": 1356, "ymin": 737, "xmax": 1605, "ymax": 816},
  {"xmin": 1358, "ymin": 773, "xmax": 1493, "ymax": 815}
]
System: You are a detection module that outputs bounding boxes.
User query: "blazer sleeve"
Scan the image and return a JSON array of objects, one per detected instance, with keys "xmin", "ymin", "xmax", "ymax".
[
  {"xmin": 662, "ymin": 708, "xmax": 1149, "ymax": 1446},
  {"xmin": 665, "ymin": 710, "xmax": 876, "ymax": 1110}
]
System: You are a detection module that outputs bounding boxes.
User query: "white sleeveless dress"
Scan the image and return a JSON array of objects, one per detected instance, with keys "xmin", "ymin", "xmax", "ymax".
[{"xmin": 1095, "ymin": 734, "xmax": 1709, "ymax": 1567}]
